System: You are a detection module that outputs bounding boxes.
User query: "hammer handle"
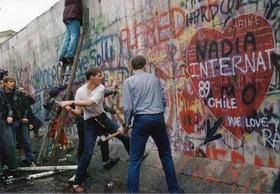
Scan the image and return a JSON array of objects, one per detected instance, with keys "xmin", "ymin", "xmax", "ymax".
[{"xmin": 104, "ymin": 131, "xmax": 121, "ymax": 141}]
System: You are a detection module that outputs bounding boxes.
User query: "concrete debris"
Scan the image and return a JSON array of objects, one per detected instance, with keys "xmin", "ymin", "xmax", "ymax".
[
  {"xmin": 5, "ymin": 170, "xmax": 64, "ymax": 184},
  {"xmin": 17, "ymin": 165, "xmax": 77, "ymax": 171}
]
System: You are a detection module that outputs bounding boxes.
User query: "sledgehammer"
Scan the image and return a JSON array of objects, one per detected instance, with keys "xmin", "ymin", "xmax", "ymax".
[
  {"xmin": 100, "ymin": 131, "xmax": 121, "ymax": 142},
  {"xmin": 99, "ymin": 125, "xmax": 132, "ymax": 142}
]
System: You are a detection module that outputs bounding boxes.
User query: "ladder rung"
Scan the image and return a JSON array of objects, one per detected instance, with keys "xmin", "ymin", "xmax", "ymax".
[
  {"xmin": 62, "ymin": 73, "xmax": 71, "ymax": 76},
  {"xmin": 63, "ymin": 63, "xmax": 73, "ymax": 66}
]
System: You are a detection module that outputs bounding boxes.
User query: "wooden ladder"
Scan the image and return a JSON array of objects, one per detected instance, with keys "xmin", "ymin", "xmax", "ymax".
[{"xmin": 43, "ymin": 8, "xmax": 89, "ymax": 165}]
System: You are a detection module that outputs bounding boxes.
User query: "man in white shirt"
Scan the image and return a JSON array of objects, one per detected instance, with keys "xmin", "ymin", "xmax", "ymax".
[{"xmin": 56, "ymin": 67, "xmax": 128, "ymax": 193}]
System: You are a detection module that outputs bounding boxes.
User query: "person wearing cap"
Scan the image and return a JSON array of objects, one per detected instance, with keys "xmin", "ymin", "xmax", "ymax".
[
  {"xmin": 122, "ymin": 55, "xmax": 184, "ymax": 193},
  {"xmin": 59, "ymin": 0, "xmax": 83, "ymax": 65},
  {"xmin": 44, "ymin": 85, "xmax": 69, "ymax": 146}
]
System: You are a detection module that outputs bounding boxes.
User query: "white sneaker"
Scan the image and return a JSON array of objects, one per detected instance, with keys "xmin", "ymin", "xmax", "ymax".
[
  {"xmin": 30, "ymin": 162, "xmax": 36, "ymax": 167},
  {"xmin": 68, "ymin": 174, "xmax": 75, "ymax": 183}
]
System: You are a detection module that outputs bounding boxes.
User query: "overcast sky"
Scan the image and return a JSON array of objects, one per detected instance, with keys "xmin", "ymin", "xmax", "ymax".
[{"xmin": 0, "ymin": 0, "xmax": 60, "ymax": 32}]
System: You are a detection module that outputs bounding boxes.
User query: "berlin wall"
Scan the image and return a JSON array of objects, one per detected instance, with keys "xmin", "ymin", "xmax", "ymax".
[{"xmin": 1, "ymin": 0, "xmax": 280, "ymax": 169}]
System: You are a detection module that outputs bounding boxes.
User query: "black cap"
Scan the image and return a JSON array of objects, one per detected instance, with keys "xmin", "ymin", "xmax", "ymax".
[{"xmin": 49, "ymin": 85, "xmax": 67, "ymax": 98}]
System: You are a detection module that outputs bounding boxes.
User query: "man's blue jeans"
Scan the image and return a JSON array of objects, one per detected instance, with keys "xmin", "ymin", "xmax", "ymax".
[
  {"xmin": 10, "ymin": 121, "xmax": 34, "ymax": 165},
  {"xmin": 74, "ymin": 113, "xmax": 130, "ymax": 185},
  {"xmin": 75, "ymin": 116, "xmax": 119, "ymax": 163},
  {"xmin": 127, "ymin": 113, "xmax": 179, "ymax": 193},
  {"xmin": 59, "ymin": 19, "xmax": 80, "ymax": 58},
  {"xmin": 0, "ymin": 120, "xmax": 17, "ymax": 174}
]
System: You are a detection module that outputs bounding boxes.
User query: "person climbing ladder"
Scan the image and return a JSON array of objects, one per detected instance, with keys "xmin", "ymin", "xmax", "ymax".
[{"xmin": 59, "ymin": 0, "xmax": 83, "ymax": 65}]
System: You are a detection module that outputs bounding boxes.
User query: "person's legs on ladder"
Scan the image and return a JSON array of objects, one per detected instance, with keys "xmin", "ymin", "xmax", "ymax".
[
  {"xmin": 59, "ymin": 21, "xmax": 71, "ymax": 62},
  {"xmin": 65, "ymin": 19, "xmax": 80, "ymax": 64}
]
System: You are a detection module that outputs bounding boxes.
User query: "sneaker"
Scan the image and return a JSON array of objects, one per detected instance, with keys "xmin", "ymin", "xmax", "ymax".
[
  {"xmin": 72, "ymin": 185, "xmax": 84, "ymax": 193},
  {"xmin": 59, "ymin": 57, "xmax": 67, "ymax": 64},
  {"xmin": 68, "ymin": 174, "xmax": 75, "ymax": 183},
  {"xmin": 34, "ymin": 132, "xmax": 43, "ymax": 138},
  {"xmin": 103, "ymin": 157, "xmax": 120, "ymax": 170},
  {"xmin": 30, "ymin": 162, "xmax": 36, "ymax": 167}
]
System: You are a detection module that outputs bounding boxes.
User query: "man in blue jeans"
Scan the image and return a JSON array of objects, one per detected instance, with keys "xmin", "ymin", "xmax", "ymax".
[
  {"xmin": 122, "ymin": 55, "xmax": 184, "ymax": 193},
  {"xmin": 59, "ymin": 0, "xmax": 83, "ymax": 65},
  {"xmin": 56, "ymin": 67, "xmax": 128, "ymax": 193}
]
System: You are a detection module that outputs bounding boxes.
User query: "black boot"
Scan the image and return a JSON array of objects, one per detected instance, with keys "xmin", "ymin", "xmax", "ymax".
[
  {"xmin": 65, "ymin": 57, "xmax": 74, "ymax": 65},
  {"xmin": 103, "ymin": 157, "xmax": 120, "ymax": 170}
]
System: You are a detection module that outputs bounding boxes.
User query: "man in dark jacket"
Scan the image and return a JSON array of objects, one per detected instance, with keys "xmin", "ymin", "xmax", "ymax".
[
  {"xmin": 1, "ymin": 77, "xmax": 35, "ymax": 167},
  {"xmin": 0, "ymin": 87, "xmax": 17, "ymax": 176},
  {"xmin": 18, "ymin": 86, "xmax": 43, "ymax": 138},
  {"xmin": 59, "ymin": 0, "xmax": 83, "ymax": 65}
]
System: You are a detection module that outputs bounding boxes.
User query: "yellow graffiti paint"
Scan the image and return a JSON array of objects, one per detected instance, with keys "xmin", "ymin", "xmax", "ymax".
[
  {"xmin": 244, "ymin": 134, "xmax": 251, "ymax": 142},
  {"xmin": 218, "ymin": 127, "xmax": 225, "ymax": 134},
  {"xmin": 265, "ymin": 95, "xmax": 280, "ymax": 102},
  {"xmin": 148, "ymin": 49, "xmax": 168, "ymax": 63},
  {"xmin": 176, "ymin": 77, "xmax": 187, "ymax": 89},
  {"xmin": 168, "ymin": 63, "xmax": 174, "ymax": 77},
  {"xmin": 260, "ymin": 135, "xmax": 265, "ymax": 144},
  {"xmin": 177, "ymin": 27, "xmax": 196, "ymax": 43},
  {"xmin": 188, "ymin": 99, "xmax": 204, "ymax": 113},
  {"xmin": 213, "ymin": 17, "xmax": 221, "ymax": 29}
]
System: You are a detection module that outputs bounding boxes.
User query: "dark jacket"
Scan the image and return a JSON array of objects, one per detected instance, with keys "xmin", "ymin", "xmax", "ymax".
[
  {"xmin": 104, "ymin": 89, "xmax": 117, "ymax": 114},
  {"xmin": 0, "ymin": 89, "xmax": 5, "ymax": 120},
  {"xmin": 25, "ymin": 95, "xmax": 42, "ymax": 131},
  {"xmin": 0, "ymin": 88, "xmax": 29, "ymax": 121},
  {"xmin": 27, "ymin": 95, "xmax": 36, "ymax": 105},
  {"xmin": 63, "ymin": 0, "xmax": 83, "ymax": 24},
  {"xmin": 25, "ymin": 95, "xmax": 36, "ymax": 120}
]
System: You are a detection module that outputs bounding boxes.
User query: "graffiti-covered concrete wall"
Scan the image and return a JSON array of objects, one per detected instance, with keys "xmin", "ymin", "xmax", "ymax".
[{"xmin": 1, "ymin": 0, "xmax": 280, "ymax": 169}]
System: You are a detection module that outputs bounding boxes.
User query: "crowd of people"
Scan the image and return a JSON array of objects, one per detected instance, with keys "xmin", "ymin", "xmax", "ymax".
[
  {"xmin": 0, "ymin": 0, "xmax": 184, "ymax": 193},
  {"xmin": 0, "ymin": 76, "xmax": 38, "ymax": 173},
  {"xmin": 0, "ymin": 56, "xmax": 184, "ymax": 193}
]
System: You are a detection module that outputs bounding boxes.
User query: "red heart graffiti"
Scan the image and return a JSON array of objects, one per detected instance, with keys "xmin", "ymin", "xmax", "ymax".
[{"xmin": 187, "ymin": 14, "xmax": 275, "ymax": 138}]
